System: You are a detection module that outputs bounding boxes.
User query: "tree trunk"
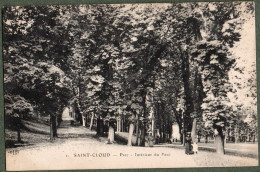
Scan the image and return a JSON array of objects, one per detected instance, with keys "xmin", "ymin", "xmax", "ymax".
[
  {"xmin": 182, "ymin": 117, "xmax": 185, "ymax": 146},
  {"xmin": 53, "ymin": 116, "xmax": 57, "ymax": 138},
  {"xmin": 57, "ymin": 114, "xmax": 62, "ymax": 127},
  {"xmin": 17, "ymin": 116, "xmax": 21, "ymax": 143},
  {"xmin": 140, "ymin": 124, "xmax": 146, "ymax": 146},
  {"xmin": 205, "ymin": 135, "xmax": 208, "ymax": 143},
  {"xmin": 235, "ymin": 134, "xmax": 239, "ymax": 143},
  {"xmin": 179, "ymin": 123, "xmax": 183, "ymax": 144},
  {"xmin": 207, "ymin": 135, "xmax": 209, "ymax": 143},
  {"xmin": 108, "ymin": 126, "xmax": 115, "ymax": 143},
  {"xmin": 191, "ymin": 119, "xmax": 197, "ymax": 143},
  {"xmin": 215, "ymin": 128, "xmax": 225, "ymax": 154},
  {"xmin": 173, "ymin": 108, "xmax": 183, "ymax": 143},
  {"xmin": 96, "ymin": 117, "xmax": 100, "ymax": 133},
  {"xmin": 89, "ymin": 113, "xmax": 94, "ymax": 130},
  {"xmin": 78, "ymin": 113, "xmax": 82, "ymax": 125},
  {"xmin": 247, "ymin": 132, "xmax": 250, "ymax": 142},
  {"xmin": 183, "ymin": 131, "xmax": 186, "ymax": 146},
  {"xmin": 140, "ymin": 92, "xmax": 147, "ymax": 147},
  {"xmin": 162, "ymin": 116, "xmax": 166, "ymax": 142},
  {"xmin": 82, "ymin": 114, "xmax": 85, "ymax": 127},
  {"xmin": 198, "ymin": 131, "xmax": 201, "ymax": 142},
  {"xmin": 50, "ymin": 115, "xmax": 54, "ymax": 140},
  {"xmin": 235, "ymin": 124, "xmax": 239, "ymax": 143},
  {"xmin": 49, "ymin": 115, "xmax": 57, "ymax": 138},
  {"xmin": 84, "ymin": 114, "xmax": 87, "ymax": 127},
  {"xmin": 167, "ymin": 121, "xmax": 172, "ymax": 142},
  {"xmin": 135, "ymin": 119, "xmax": 139, "ymax": 146},
  {"xmin": 151, "ymin": 116, "xmax": 155, "ymax": 137},
  {"xmin": 180, "ymin": 133, "xmax": 183, "ymax": 144},
  {"xmin": 17, "ymin": 127, "xmax": 21, "ymax": 142},
  {"xmin": 96, "ymin": 117, "xmax": 104, "ymax": 136},
  {"xmin": 128, "ymin": 123, "xmax": 135, "ymax": 146},
  {"xmin": 101, "ymin": 120, "xmax": 105, "ymax": 136},
  {"xmin": 227, "ymin": 128, "xmax": 230, "ymax": 141},
  {"xmin": 179, "ymin": 45, "xmax": 194, "ymax": 134}
]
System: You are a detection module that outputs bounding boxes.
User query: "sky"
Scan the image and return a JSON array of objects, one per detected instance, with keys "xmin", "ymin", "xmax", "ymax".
[{"xmin": 228, "ymin": 13, "xmax": 256, "ymax": 112}]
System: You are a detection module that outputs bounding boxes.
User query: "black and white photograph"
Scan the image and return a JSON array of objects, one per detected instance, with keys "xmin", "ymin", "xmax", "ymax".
[{"xmin": 3, "ymin": 2, "xmax": 257, "ymax": 170}]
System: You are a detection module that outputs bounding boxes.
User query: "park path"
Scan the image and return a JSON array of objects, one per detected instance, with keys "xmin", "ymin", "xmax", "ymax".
[
  {"xmin": 155, "ymin": 142, "xmax": 258, "ymax": 159},
  {"xmin": 6, "ymin": 119, "xmax": 198, "ymax": 171},
  {"xmin": 6, "ymin": 109, "xmax": 257, "ymax": 170}
]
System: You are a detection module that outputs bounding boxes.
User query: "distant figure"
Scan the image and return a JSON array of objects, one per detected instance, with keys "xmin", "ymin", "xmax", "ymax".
[
  {"xmin": 147, "ymin": 132, "xmax": 154, "ymax": 147},
  {"xmin": 185, "ymin": 132, "xmax": 194, "ymax": 155},
  {"xmin": 193, "ymin": 142, "xmax": 198, "ymax": 154}
]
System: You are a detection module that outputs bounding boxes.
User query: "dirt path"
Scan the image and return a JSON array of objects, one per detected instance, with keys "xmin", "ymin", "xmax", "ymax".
[
  {"xmin": 6, "ymin": 121, "xmax": 198, "ymax": 171},
  {"xmin": 6, "ymin": 120, "xmax": 258, "ymax": 171}
]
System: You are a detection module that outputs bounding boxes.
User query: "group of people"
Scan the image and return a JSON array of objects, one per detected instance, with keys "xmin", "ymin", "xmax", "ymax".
[{"xmin": 185, "ymin": 132, "xmax": 198, "ymax": 155}]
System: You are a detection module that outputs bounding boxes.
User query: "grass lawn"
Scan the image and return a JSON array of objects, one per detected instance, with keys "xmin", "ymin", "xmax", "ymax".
[{"xmin": 5, "ymin": 118, "xmax": 51, "ymax": 148}]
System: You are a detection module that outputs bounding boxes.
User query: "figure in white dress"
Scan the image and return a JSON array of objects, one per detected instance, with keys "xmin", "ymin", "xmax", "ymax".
[{"xmin": 193, "ymin": 142, "xmax": 198, "ymax": 154}]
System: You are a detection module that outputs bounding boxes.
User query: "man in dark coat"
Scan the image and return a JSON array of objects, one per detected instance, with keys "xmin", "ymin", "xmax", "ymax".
[{"xmin": 185, "ymin": 132, "xmax": 193, "ymax": 155}]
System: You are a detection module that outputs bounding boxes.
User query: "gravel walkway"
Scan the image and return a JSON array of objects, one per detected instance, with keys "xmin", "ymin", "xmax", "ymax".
[{"xmin": 6, "ymin": 120, "xmax": 258, "ymax": 171}]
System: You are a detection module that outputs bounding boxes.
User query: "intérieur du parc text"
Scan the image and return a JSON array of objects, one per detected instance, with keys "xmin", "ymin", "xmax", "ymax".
[{"xmin": 72, "ymin": 152, "xmax": 171, "ymax": 158}]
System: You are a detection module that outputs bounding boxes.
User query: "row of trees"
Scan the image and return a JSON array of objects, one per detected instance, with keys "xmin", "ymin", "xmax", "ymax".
[{"xmin": 3, "ymin": 2, "xmax": 256, "ymax": 154}]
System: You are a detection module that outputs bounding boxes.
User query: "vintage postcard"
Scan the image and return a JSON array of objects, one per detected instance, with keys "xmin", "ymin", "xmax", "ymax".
[{"xmin": 3, "ymin": 2, "xmax": 257, "ymax": 171}]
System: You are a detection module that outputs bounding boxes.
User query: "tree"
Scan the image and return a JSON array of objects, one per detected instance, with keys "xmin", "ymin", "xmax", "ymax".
[
  {"xmin": 227, "ymin": 14, "xmax": 256, "ymax": 143},
  {"xmin": 3, "ymin": 3, "xmax": 255, "ymax": 151},
  {"xmin": 4, "ymin": 94, "xmax": 34, "ymax": 142},
  {"xmin": 191, "ymin": 2, "xmax": 254, "ymax": 154},
  {"xmin": 3, "ymin": 6, "xmax": 74, "ymax": 140}
]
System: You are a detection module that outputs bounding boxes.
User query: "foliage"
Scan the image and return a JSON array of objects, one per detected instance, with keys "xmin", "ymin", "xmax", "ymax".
[{"xmin": 3, "ymin": 2, "xmax": 256, "ymax": 144}]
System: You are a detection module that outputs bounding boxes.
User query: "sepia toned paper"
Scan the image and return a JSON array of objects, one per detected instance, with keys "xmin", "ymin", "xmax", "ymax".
[{"xmin": 3, "ymin": 2, "xmax": 258, "ymax": 171}]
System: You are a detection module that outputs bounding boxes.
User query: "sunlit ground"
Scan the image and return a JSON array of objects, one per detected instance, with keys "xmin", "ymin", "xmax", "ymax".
[{"xmin": 6, "ymin": 120, "xmax": 258, "ymax": 171}]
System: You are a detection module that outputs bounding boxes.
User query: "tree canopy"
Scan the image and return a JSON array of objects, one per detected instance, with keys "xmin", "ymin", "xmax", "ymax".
[{"xmin": 3, "ymin": 2, "xmax": 256, "ymax": 150}]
